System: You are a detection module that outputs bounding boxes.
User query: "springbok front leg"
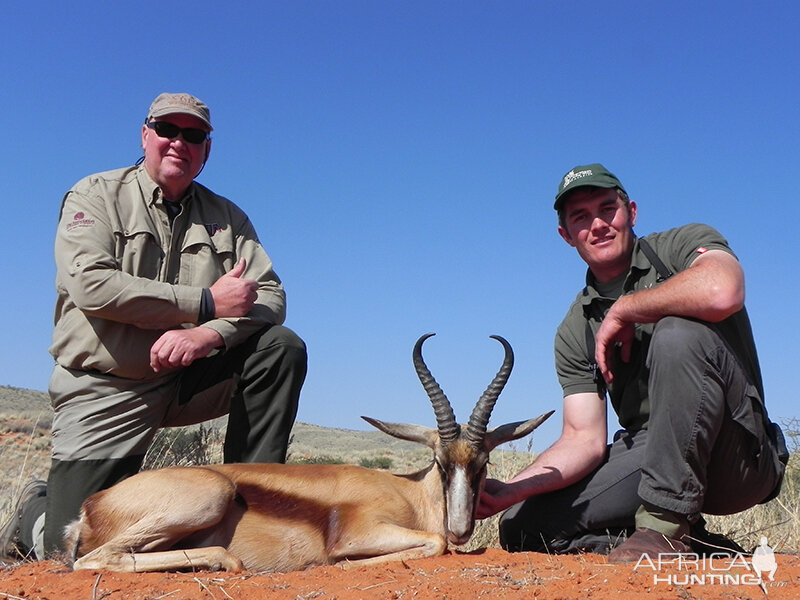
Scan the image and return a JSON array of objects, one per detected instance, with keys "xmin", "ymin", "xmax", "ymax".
[{"xmin": 330, "ymin": 522, "xmax": 448, "ymax": 569}]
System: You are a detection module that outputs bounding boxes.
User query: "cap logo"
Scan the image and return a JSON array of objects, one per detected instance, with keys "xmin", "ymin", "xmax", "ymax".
[
  {"xmin": 562, "ymin": 168, "xmax": 594, "ymax": 189},
  {"xmin": 170, "ymin": 94, "xmax": 200, "ymax": 108}
]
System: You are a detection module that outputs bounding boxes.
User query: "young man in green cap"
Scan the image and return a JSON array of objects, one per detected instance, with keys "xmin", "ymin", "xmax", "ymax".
[
  {"xmin": 1, "ymin": 93, "xmax": 308, "ymax": 560},
  {"xmin": 478, "ymin": 163, "xmax": 786, "ymax": 561}
]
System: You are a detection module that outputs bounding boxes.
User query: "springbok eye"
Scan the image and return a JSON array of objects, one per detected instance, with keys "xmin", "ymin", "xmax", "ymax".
[
  {"xmin": 473, "ymin": 462, "xmax": 488, "ymax": 480},
  {"xmin": 434, "ymin": 459, "xmax": 451, "ymax": 481}
]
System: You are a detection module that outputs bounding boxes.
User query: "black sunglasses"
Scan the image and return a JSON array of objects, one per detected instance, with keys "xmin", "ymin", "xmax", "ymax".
[{"xmin": 146, "ymin": 121, "xmax": 209, "ymax": 144}]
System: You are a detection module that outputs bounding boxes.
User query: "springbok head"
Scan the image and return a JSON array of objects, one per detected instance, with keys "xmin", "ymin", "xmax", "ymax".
[{"xmin": 363, "ymin": 333, "xmax": 553, "ymax": 545}]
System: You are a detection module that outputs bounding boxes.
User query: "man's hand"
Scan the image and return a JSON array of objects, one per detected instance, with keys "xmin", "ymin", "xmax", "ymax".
[
  {"xmin": 149, "ymin": 327, "xmax": 223, "ymax": 373},
  {"xmin": 209, "ymin": 258, "xmax": 259, "ymax": 318},
  {"xmin": 477, "ymin": 478, "xmax": 518, "ymax": 519},
  {"xmin": 594, "ymin": 303, "xmax": 635, "ymax": 385}
]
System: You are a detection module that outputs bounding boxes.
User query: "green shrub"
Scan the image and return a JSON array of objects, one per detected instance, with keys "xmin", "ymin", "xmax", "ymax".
[
  {"xmin": 359, "ymin": 456, "xmax": 394, "ymax": 470},
  {"xmin": 289, "ymin": 455, "xmax": 345, "ymax": 465}
]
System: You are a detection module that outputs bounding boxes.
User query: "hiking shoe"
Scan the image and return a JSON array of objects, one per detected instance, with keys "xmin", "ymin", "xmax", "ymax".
[
  {"xmin": 0, "ymin": 480, "xmax": 47, "ymax": 562},
  {"xmin": 607, "ymin": 528, "xmax": 691, "ymax": 564}
]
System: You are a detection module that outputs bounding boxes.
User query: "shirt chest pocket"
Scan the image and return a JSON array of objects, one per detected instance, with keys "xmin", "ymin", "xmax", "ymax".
[
  {"xmin": 179, "ymin": 225, "xmax": 236, "ymax": 286},
  {"xmin": 114, "ymin": 226, "xmax": 163, "ymax": 279}
]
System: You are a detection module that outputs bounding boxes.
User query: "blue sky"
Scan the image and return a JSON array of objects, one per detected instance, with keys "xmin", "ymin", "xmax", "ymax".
[{"xmin": 1, "ymin": 2, "xmax": 797, "ymax": 450}]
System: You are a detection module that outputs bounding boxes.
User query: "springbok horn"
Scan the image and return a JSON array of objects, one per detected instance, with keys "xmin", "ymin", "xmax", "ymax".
[
  {"xmin": 413, "ymin": 333, "xmax": 459, "ymax": 442},
  {"xmin": 464, "ymin": 335, "xmax": 514, "ymax": 445}
]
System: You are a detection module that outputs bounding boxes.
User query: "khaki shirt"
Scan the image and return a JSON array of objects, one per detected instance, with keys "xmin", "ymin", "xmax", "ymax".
[
  {"xmin": 554, "ymin": 223, "xmax": 763, "ymax": 431},
  {"xmin": 50, "ymin": 165, "xmax": 286, "ymax": 380}
]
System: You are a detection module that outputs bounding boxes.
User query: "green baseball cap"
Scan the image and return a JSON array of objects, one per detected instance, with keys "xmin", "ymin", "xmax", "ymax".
[
  {"xmin": 554, "ymin": 163, "xmax": 625, "ymax": 210},
  {"xmin": 146, "ymin": 92, "xmax": 213, "ymax": 130}
]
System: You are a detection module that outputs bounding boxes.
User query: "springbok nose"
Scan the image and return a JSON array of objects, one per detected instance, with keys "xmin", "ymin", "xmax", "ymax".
[{"xmin": 447, "ymin": 528, "xmax": 473, "ymax": 545}]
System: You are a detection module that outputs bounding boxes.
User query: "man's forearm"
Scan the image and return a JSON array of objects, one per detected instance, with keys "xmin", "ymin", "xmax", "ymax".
[
  {"xmin": 610, "ymin": 250, "xmax": 744, "ymax": 325},
  {"xmin": 505, "ymin": 434, "xmax": 606, "ymax": 505}
]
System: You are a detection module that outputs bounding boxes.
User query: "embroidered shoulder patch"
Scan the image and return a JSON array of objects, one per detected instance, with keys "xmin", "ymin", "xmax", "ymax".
[{"xmin": 66, "ymin": 212, "xmax": 96, "ymax": 232}]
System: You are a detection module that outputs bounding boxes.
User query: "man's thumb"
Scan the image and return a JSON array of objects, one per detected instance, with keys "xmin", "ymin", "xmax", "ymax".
[{"xmin": 228, "ymin": 258, "xmax": 247, "ymax": 278}]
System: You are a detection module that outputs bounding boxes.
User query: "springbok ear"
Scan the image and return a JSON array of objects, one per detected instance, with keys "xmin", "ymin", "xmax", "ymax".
[
  {"xmin": 483, "ymin": 410, "xmax": 555, "ymax": 451},
  {"xmin": 361, "ymin": 416, "xmax": 439, "ymax": 449}
]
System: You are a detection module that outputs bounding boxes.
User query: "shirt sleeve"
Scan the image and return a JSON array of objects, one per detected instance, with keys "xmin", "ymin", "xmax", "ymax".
[
  {"xmin": 654, "ymin": 223, "xmax": 737, "ymax": 273},
  {"xmin": 56, "ymin": 187, "xmax": 200, "ymax": 330},
  {"xmin": 554, "ymin": 302, "xmax": 599, "ymax": 398}
]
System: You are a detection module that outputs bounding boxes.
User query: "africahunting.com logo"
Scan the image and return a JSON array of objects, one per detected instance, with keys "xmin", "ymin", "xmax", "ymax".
[{"xmin": 633, "ymin": 537, "xmax": 787, "ymax": 592}]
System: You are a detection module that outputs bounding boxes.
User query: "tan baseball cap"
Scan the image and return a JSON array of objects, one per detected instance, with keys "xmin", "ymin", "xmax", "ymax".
[{"xmin": 146, "ymin": 92, "xmax": 212, "ymax": 130}]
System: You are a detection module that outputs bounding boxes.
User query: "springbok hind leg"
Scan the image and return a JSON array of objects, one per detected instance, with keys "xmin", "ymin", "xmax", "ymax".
[
  {"xmin": 71, "ymin": 467, "xmax": 242, "ymax": 572},
  {"xmin": 73, "ymin": 545, "xmax": 243, "ymax": 572},
  {"xmin": 331, "ymin": 524, "xmax": 447, "ymax": 569}
]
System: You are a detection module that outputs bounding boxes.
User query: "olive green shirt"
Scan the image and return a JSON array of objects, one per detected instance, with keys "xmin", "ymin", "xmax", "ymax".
[
  {"xmin": 50, "ymin": 165, "xmax": 286, "ymax": 380},
  {"xmin": 554, "ymin": 223, "xmax": 763, "ymax": 431}
]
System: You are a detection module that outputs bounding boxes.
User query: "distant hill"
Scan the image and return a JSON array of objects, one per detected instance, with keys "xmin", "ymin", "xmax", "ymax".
[{"xmin": 0, "ymin": 385, "xmax": 50, "ymax": 414}]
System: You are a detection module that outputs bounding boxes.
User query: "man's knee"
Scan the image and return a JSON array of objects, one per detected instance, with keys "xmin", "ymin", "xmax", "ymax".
[
  {"xmin": 236, "ymin": 326, "xmax": 308, "ymax": 384},
  {"xmin": 649, "ymin": 316, "xmax": 716, "ymax": 366},
  {"xmin": 652, "ymin": 316, "xmax": 706, "ymax": 350},
  {"xmin": 262, "ymin": 324, "xmax": 305, "ymax": 348},
  {"xmin": 254, "ymin": 326, "xmax": 307, "ymax": 361}
]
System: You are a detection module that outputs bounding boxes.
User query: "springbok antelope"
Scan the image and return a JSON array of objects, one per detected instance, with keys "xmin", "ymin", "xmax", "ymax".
[{"xmin": 66, "ymin": 333, "xmax": 552, "ymax": 573}]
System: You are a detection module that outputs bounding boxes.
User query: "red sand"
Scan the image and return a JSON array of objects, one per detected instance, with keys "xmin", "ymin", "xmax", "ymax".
[{"xmin": 2, "ymin": 548, "xmax": 797, "ymax": 600}]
